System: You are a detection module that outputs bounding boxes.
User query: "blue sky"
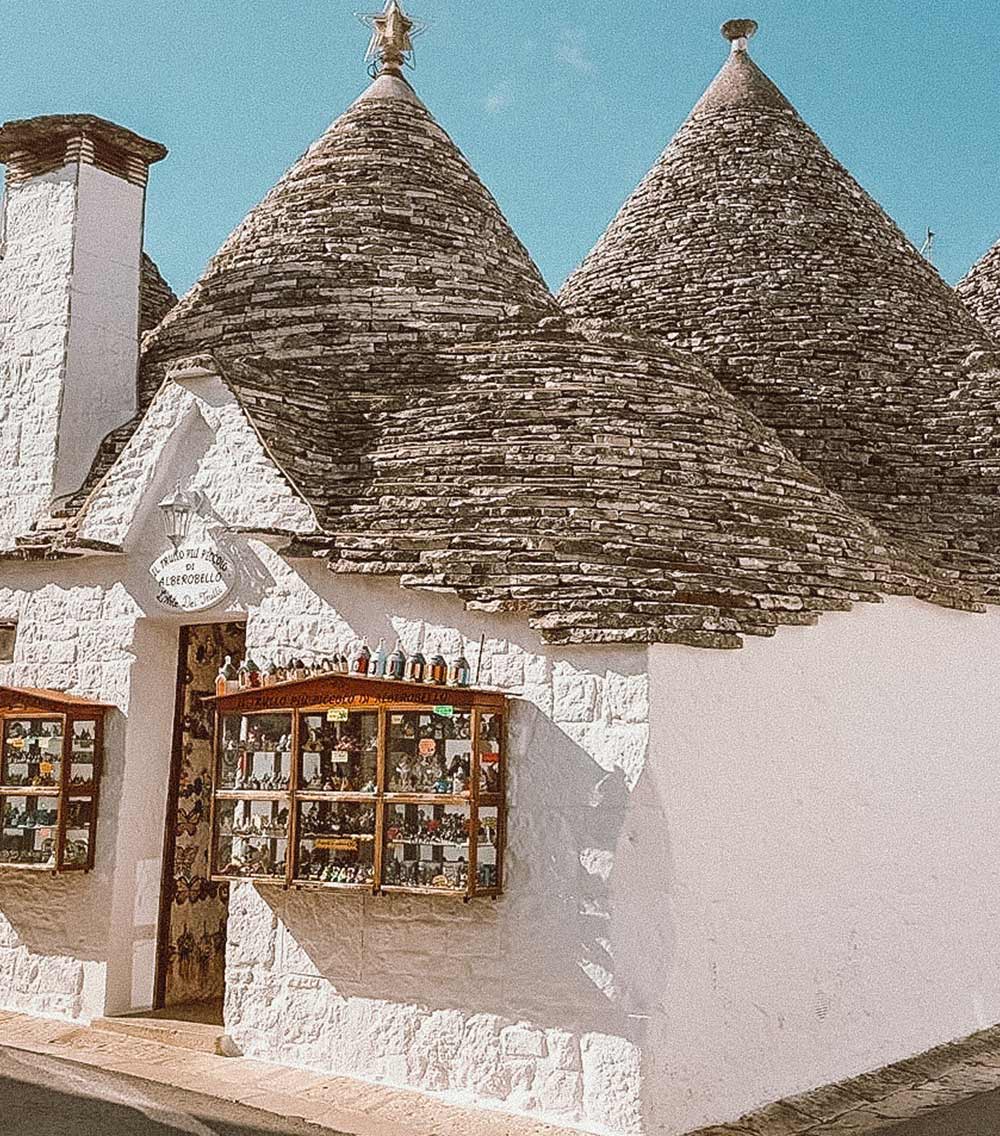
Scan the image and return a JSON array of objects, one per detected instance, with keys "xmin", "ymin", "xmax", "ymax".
[{"xmin": 2, "ymin": 1, "xmax": 997, "ymax": 296}]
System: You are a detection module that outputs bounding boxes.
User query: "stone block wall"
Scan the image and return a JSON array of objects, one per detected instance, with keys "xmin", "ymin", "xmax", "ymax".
[
  {"xmin": 0, "ymin": 573, "xmax": 144, "ymax": 1020},
  {"xmin": 225, "ymin": 552, "xmax": 650, "ymax": 1135}
]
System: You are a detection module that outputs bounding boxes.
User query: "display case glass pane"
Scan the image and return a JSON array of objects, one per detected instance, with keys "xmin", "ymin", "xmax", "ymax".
[
  {"xmin": 2, "ymin": 717, "xmax": 63, "ymax": 788},
  {"xmin": 295, "ymin": 800, "xmax": 376, "ymax": 885},
  {"xmin": 69, "ymin": 719, "xmax": 98, "ymax": 791},
  {"xmin": 215, "ymin": 798, "xmax": 288, "ymax": 879},
  {"xmin": 0, "ymin": 794, "xmax": 59, "ymax": 867},
  {"xmin": 218, "ymin": 713, "xmax": 292, "ymax": 791},
  {"xmin": 478, "ymin": 712, "xmax": 503, "ymax": 795},
  {"xmin": 383, "ymin": 801, "xmax": 471, "ymax": 891},
  {"xmin": 62, "ymin": 797, "xmax": 94, "ymax": 869},
  {"xmin": 387, "ymin": 710, "xmax": 472, "ymax": 795},
  {"xmin": 475, "ymin": 805, "xmax": 500, "ymax": 892},
  {"xmin": 299, "ymin": 711, "xmax": 377, "ymax": 793}
]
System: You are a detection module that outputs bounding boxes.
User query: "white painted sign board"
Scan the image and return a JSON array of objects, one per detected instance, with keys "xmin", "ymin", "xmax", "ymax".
[{"xmin": 151, "ymin": 545, "xmax": 234, "ymax": 613}]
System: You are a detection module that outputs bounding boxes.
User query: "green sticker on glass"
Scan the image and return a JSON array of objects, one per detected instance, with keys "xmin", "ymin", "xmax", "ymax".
[
  {"xmin": 327, "ymin": 708, "xmax": 349, "ymax": 722},
  {"xmin": 433, "ymin": 705, "xmax": 454, "ymax": 718}
]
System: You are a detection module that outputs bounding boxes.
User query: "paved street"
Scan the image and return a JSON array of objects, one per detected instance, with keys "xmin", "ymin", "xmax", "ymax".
[
  {"xmin": 881, "ymin": 1087, "xmax": 1000, "ymax": 1135},
  {"xmin": 0, "ymin": 1046, "xmax": 344, "ymax": 1136}
]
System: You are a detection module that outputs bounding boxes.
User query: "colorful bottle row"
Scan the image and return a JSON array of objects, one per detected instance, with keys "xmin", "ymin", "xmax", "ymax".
[{"xmin": 216, "ymin": 639, "xmax": 472, "ymax": 697}]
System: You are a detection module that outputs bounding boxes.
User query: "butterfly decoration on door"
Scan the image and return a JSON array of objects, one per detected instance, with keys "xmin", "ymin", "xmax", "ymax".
[
  {"xmin": 174, "ymin": 875, "xmax": 220, "ymax": 905},
  {"xmin": 175, "ymin": 801, "xmax": 204, "ymax": 837}
]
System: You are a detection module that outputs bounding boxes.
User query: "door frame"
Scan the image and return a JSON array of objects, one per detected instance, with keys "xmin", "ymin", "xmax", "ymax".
[{"xmin": 152, "ymin": 623, "xmax": 195, "ymax": 1010}]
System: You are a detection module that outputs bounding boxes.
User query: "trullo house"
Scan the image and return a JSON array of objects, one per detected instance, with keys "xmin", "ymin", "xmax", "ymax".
[{"xmin": 1, "ymin": 8, "xmax": 1000, "ymax": 1135}]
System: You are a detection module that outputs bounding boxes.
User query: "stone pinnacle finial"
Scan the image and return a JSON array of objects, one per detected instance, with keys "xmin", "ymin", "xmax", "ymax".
[
  {"xmin": 359, "ymin": 0, "xmax": 425, "ymax": 76},
  {"xmin": 722, "ymin": 18, "xmax": 758, "ymax": 53}
]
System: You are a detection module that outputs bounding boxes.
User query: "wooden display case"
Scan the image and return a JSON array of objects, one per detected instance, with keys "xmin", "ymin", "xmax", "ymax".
[
  {"xmin": 0, "ymin": 686, "xmax": 109, "ymax": 873},
  {"xmin": 208, "ymin": 674, "xmax": 506, "ymax": 898}
]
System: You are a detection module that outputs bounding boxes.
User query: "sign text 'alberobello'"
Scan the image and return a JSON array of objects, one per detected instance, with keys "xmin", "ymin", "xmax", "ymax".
[{"xmin": 150, "ymin": 545, "xmax": 235, "ymax": 613}]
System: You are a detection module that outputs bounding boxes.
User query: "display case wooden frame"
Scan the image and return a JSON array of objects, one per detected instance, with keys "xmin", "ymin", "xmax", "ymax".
[
  {"xmin": 0, "ymin": 686, "xmax": 110, "ymax": 873},
  {"xmin": 208, "ymin": 674, "xmax": 507, "ymax": 899}
]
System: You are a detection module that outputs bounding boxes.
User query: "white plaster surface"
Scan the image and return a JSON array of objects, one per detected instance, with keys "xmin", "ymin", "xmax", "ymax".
[
  {"xmin": 54, "ymin": 162, "xmax": 143, "ymax": 501},
  {"xmin": 77, "ymin": 374, "xmax": 318, "ymax": 549},
  {"xmin": 645, "ymin": 600, "xmax": 1000, "ymax": 1133},
  {"xmin": 0, "ymin": 158, "xmax": 147, "ymax": 546},
  {"xmin": 0, "ymin": 574, "xmax": 143, "ymax": 1022},
  {"xmin": 0, "ymin": 169, "xmax": 76, "ymax": 546}
]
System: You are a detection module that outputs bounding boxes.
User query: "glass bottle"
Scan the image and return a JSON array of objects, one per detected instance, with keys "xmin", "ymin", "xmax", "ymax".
[
  {"xmin": 246, "ymin": 655, "xmax": 261, "ymax": 689},
  {"xmin": 292, "ymin": 659, "xmax": 307, "ymax": 681},
  {"xmin": 352, "ymin": 639, "xmax": 371, "ymax": 676},
  {"xmin": 370, "ymin": 638, "xmax": 387, "ymax": 679},
  {"xmin": 262, "ymin": 659, "xmax": 277, "ymax": 688},
  {"xmin": 237, "ymin": 658, "xmax": 250, "ymax": 690},
  {"xmin": 405, "ymin": 650, "xmax": 426, "ymax": 683},
  {"xmin": 387, "ymin": 641, "xmax": 406, "ymax": 681},
  {"xmin": 448, "ymin": 653, "xmax": 471, "ymax": 688},
  {"xmin": 427, "ymin": 651, "xmax": 447, "ymax": 685}
]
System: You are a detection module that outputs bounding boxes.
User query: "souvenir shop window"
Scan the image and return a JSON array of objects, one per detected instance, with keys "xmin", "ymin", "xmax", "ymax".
[
  {"xmin": 209, "ymin": 667, "xmax": 506, "ymax": 898},
  {"xmin": 0, "ymin": 687, "xmax": 109, "ymax": 873}
]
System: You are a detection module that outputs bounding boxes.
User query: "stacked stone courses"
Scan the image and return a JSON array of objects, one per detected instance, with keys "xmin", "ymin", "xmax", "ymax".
[
  {"xmin": 130, "ymin": 70, "xmax": 975, "ymax": 645},
  {"xmin": 277, "ymin": 319, "xmax": 973, "ymax": 646},
  {"xmin": 958, "ymin": 239, "xmax": 1000, "ymax": 340},
  {"xmin": 16, "ymin": 53, "xmax": 992, "ymax": 642},
  {"xmin": 559, "ymin": 45, "xmax": 1000, "ymax": 596}
]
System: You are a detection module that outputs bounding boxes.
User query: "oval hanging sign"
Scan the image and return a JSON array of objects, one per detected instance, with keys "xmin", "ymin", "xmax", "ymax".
[{"xmin": 150, "ymin": 545, "xmax": 234, "ymax": 613}]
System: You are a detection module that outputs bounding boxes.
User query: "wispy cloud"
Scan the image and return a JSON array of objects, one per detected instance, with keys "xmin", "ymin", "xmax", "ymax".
[
  {"xmin": 485, "ymin": 80, "xmax": 514, "ymax": 114},
  {"xmin": 556, "ymin": 28, "xmax": 594, "ymax": 74}
]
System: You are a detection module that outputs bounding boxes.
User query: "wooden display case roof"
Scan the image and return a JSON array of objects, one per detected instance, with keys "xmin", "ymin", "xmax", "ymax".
[
  {"xmin": 207, "ymin": 672, "xmax": 506, "ymax": 713},
  {"xmin": 0, "ymin": 686, "xmax": 113, "ymax": 714}
]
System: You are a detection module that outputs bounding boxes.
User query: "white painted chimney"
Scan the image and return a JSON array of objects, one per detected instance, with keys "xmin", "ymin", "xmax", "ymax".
[{"xmin": 0, "ymin": 115, "xmax": 166, "ymax": 547}]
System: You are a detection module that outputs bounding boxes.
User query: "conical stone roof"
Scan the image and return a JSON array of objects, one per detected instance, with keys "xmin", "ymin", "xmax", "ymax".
[
  {"xmin": 958, "ymin": 239, "xmax": 1000, "ymax": 340},
  {"xmin": 283, "ymin": 317, "xmax": 972, "ymax": 646},
  {"xmin": 57, "ymin": 62, "xmax": 559, "ymax": 518},
  {"xmin": 35, "ymin": 15, "xmax": 982, "ymax": 643},
  {"xmin": 139, "ymin": 67, "xmax": 556, "ymax": 404},
  {"xmin": 559, "ymin": 24, "xmax": 1000, "ymax": 593}
]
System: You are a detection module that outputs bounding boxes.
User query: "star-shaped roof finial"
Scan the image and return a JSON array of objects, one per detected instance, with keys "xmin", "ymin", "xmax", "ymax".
[{"xmin": 358, "ymin": 0, "xmax": 426, "ymax": 76}]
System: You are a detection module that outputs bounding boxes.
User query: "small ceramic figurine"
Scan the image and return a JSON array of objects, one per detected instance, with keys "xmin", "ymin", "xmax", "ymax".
[
  {"xmin": 433, "ymin": 758, "xmax": 450, "ymax": 794},
  {"xmin": 395, "ymin": 757, "xmax": 413, "ymax": 790},
  {"xmin": 427, "ymin": 651, "xmax": 447, "ymax": 685},
  {"xmin": 370, "ymin": 638, "xmax": 387, "ymax": 678}
]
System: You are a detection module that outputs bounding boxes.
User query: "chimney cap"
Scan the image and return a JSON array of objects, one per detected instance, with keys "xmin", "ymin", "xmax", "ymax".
[
  {"xmin": 721, "ymin": 19, "xmax": 759, "ymax": 46},
  {"xmin": 0, "ymin": 114, "xmax": 167, "ymax": 165}
]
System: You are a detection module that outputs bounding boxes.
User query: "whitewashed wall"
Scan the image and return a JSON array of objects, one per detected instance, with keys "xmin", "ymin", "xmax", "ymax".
[
  {"xmin": 0, "ymin": 569, "xmax": 150, "ymax": 1020},
  {"xmin": 0, "ymin": 546, "xmax": 650, "ymax": 1135},
  {"xmin": 646, "ymin": 599, "xmax": 1000, "ymax": 1134},
  {"xmin": 226, "ymin": 557, "xmax": 650, "ymax": 1136},
  {"xmin": 0, "ymin": 169, "xmax": 76, "ymax": 546}
]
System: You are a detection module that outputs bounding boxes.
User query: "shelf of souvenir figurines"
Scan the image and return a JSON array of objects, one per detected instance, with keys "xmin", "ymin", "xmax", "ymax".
[
  {"xmin": 207, "ymin": 665, "xmax": 506, "ymax": 898},
  {"xmin": 0, "ymin": 687, "xmax": 109, "ymax": 874}
]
